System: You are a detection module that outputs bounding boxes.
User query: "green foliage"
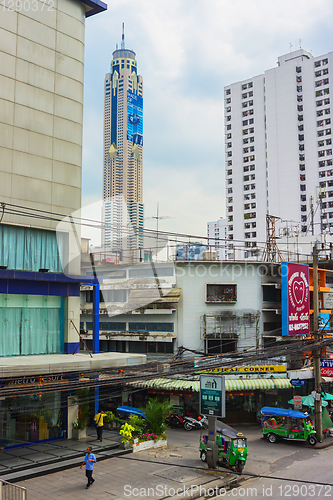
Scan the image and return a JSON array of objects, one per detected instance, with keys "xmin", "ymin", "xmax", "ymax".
[
  {"xmin": 104, "ymin": 411, "xmax": 115, "ymax": 423},
  {"xmin": 128, "ymin": 414, "xmax": 147, "ymax": 438},
  {"xmin": 142, "ymin": 398, "xmax": 173, "ymax": 436}
]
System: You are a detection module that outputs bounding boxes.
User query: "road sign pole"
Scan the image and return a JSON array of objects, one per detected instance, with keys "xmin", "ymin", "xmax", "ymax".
[
  {"xmin": 313, "ymin": 246, "xmax": 323, "ymax": 442},
  {"xmin": 206, "ymin": 416, "xmax": 218, "ymax": 469}
]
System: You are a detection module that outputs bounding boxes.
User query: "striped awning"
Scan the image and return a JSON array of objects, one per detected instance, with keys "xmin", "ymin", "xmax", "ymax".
[{"xmin": 129, "ymin": 377, "xmax": 291, "ymax": 392}]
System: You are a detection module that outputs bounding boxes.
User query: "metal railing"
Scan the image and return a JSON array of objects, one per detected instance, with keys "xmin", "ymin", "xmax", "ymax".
[{"xmin": 0, "ymin": 480, "xmax": 27, "ymax": 500}]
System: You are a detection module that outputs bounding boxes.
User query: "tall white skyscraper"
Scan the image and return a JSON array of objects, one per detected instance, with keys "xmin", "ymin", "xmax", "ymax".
[
  {"xmin": 225, "ymin": 49, "xmax": 332, "ymax": 259},
  {"xmin": 102, "ymin": 26, "xmax": 144, "ymax": 257}
]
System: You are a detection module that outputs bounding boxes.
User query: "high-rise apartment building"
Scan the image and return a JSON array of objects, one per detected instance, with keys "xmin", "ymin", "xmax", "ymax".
[
  {"xmin": 225, "ymin": 49, "xmax": 333, "ymax": 259},
  {"xmin": 207, "ymin": 218, "xmax": 228, "ymax": 260},
  {"xmin": 102, "ymin": 27, "xmax": 144, "ymax": 256}
]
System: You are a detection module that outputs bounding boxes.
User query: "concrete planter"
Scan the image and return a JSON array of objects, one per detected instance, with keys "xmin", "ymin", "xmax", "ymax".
[
  {"xmin": 72, "ymin": 428, "xmax": 87, "ymax": 440},
  {"xmin": 132, "ymin": 439, "xmax": 167, "ymax": 453}
]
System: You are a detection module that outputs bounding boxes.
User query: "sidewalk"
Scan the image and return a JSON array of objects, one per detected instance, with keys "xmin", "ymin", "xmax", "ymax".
[
  {"xmin": 15, "ymin": 449, "xmax": 237, "ymax": 500},
  {"xmin": 0, "ymin": 428, "xmax": 122, "ymax": 482}
]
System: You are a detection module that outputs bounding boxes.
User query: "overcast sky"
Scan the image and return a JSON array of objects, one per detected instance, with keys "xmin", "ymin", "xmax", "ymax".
[{"xmin": 81, "ymin": 0, "xmax": 333, "ymax": 241}]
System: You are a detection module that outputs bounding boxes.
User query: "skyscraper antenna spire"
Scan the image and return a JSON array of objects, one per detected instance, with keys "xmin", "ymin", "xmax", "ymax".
[{"xmin": 121, "ymin": 22, "xmax": 125, "ymax": 49}]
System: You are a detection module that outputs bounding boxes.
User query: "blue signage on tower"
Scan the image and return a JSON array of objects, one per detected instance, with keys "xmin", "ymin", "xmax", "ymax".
[{"xmin": 127, "ymin": 91, "xmax": 143, "ymax": 146}]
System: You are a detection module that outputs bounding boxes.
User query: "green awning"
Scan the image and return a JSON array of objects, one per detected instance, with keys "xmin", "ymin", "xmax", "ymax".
[{"xmin": 129, "ymin": 377, "xmax": 291, "ymax": 392}]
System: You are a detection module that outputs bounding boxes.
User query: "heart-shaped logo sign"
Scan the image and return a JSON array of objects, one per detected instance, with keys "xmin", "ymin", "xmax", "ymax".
[{"xmin": 292, "ymin": 279, "xmax": 305, "ymax": 305}]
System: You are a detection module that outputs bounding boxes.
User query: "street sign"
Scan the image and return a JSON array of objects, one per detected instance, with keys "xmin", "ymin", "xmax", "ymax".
[
  {"xmin": 199, "ymin": 375, "xmax": 225, "ymax": 418},
  {"xmin": 321, "ymin": 359, "xmax": 333, "ymax": 377},
  {"xmin": 294, "ymin": 395, "xmax": 302, "ymax": 410},
  {"xmin": 290, "ymin": 379, "xmax": 306, "ymax": 387}
]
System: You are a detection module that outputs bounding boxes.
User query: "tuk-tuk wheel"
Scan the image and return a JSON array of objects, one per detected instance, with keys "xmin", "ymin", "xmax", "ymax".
[
  {"xmin": 200, "ymin": 450, "xmax": 207, "ymax": 462},
  {"xmin": 267, "ymin": 433, "xmax": 277, "ymax": 443},
  {"xmin": 236, "ymin": 461, "xmax": 243, "ymax": 474},
  {"xmin": 308, "ymin": 435, "xmax": 317, "ymax": 446}
]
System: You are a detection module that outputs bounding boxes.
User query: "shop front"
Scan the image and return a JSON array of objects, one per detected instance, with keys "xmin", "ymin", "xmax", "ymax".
[
  {"xmin": 130, "ymin": 376, "xmax": 293, "ymax": 423},
  {"xmin": 0, "ymin": 391, "xmax": 66, "ymax": 447}
]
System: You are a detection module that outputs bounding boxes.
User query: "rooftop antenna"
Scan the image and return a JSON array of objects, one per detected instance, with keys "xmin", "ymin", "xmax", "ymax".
[
  {"xmin": 299, "ymin": 38, "xmax": 302, "ymax": 49},
  {"xmin": 121, "ymin": 22, "xmax": 125, "ymax": 49},
  {"xmin": 289, "ymin": 42, "xmax": 292, "ymax": 52}
]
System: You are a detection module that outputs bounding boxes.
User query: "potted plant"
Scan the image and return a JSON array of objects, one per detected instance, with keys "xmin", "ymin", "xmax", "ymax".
[{"xmin": 103, "ymin": 411, "xmax": 115, "ymax": 430}]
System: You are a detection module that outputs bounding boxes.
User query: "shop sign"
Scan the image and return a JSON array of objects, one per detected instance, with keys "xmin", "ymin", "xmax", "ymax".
[
  {"xmin": 290, "ymin": 379, "xmax": 306, "ymax": 387},
  {"xmin": 319, "ymin": 312, "xmax": 330, "ymax": 331},
  {"xmin": 321, "ymin": 359, "xmax": 333, "ymax": 377},
  {"xmin": 200, "ymin": 375, "xmax": 225, "ymax": 418},
  {"xmin": 281, "ymin": 262, "xmax": 310, "ymax": 336},
  {"xmin": 323, "ymin": 292, "xmax": 333, "ymax": 310},
  {"xmin": 0, "ymin": 373, "xmax": 66, "ymax": 388},
  {"xmin": 294, "ymin": 395, "xmax": 302, "ymax": 410},
  {"xmin": 197, "ymin": 365, "xmax": 286, "ymax": 374}
]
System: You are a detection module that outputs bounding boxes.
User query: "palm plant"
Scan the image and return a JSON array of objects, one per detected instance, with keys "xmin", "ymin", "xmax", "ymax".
[{"xmin": 142, "ymin": 398, "xmax": 173, "ymax": 436}]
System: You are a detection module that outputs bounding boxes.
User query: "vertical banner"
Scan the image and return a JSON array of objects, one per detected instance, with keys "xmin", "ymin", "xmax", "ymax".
[
  {"xmin": 281, "ymin": 262, "xmax": 310, "ymax": 336},
  {"xmin": 127, "ymin": 91, "xmax": 143, "ymax": 146}
]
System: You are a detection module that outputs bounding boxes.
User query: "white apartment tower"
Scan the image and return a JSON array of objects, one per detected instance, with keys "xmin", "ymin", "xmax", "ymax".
[
  {"xmin": 225, "ymin": 49, "xmax": 332, "ymax": 259},
  {"xmin": 102, "ymin": 26, "xmax": 144, "ymax": 256},
  {"xmin": 207, "ymin": 218, "xmax": 228, "ymax": 260}
]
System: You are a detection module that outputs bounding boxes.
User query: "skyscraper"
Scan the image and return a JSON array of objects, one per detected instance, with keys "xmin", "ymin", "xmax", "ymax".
[
  {"xmin": 102, "ymin": 26, "xmax": 144, "ymax": 257},
  {"xmin": 224, "ymin": 49, "xmax": 332, "ymax": 260}
]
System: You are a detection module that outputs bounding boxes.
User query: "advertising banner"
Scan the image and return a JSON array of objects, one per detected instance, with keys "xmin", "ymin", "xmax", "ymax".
[
  {"xmin": 319, "ymin": 312, "xmax": 330, "ymax": 330},
  {"xmin": 321, "ymin": 359, "xmax": 333, "ymax": 377},
  {"xmin": 127, "ymin": 91, "xmax": 143, "ymax": 146},
  {"xmin": 281, "ymin": 262, "xmax": 310, "ymax": 336}
]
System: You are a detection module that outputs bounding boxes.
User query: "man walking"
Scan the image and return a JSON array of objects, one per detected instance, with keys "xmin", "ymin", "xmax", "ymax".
[
  {"xmin": 94, "ymin": 409, "xmax": 106, "ymax": 441},
  {"xmin": 80, "ymin": 446, "xmax": 96, "ymax": 489}
]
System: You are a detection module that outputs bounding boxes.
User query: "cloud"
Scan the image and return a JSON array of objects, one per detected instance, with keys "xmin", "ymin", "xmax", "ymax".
[{"xmin": 82, "ymin": 0, "xmax": 333, "ymax": 237}]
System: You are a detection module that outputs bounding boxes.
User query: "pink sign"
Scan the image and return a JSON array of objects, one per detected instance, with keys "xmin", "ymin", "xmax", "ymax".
[{"xmin": 282, "ymin": 263, "xmax": 310, "ymax": 336}]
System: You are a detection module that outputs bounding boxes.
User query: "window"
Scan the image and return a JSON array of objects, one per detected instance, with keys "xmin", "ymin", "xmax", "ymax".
[
  {"xmin": 249, "ymin": 118, "xmax": 254, "ymax": 124},
  {"xmin": 242, "ymin": 84, "xmax": 247, "ymax": 90},
  {"xmin": 244, "ymin": 222, "xmax": 250, "ymax": 229},
  {"xmin": 252, "ymin": 232, "xmax": 256, "ymax": 237},
  {"xmin": 248, "ymin": 82, "xmax": 253, "ymax": 88},
  {"xmin": 298, "ymin": 105, "xmax": 303, "ymax": 112},
  {"xmin": 251, "ymin": 193, "xmax": 256, "ymax": 199},
  {"xmin": 244, "ymin": 204, "xmax": 250, "ymax": 210},
  {"xmin": 325, "ymin": 108, "xmax": 331, "ymax": 115},
  {"xmin": 226, "ymin": 106, "xmax": 231, "ymax": 112},
  {"xmin": 297, "ymin": 86, "xmax": 302, "ymax": 92},
  {"xmin": 226, "ymin": 98, "xmax": 231, "ymax": 104},
  {"xmin": 227, "ymin": 142, "xmax": 232, "ymax": 148},
  {"xmin": 300, "ymin": 185, "xmax": 306, "ymax": 191},
  {"xmin": 227, "ymin": 160, "xmax": 232, "ymax": 166},
  {"xmin": 243, "ymin": 166, "xmax": 249, "ymax": 172},
  {"xmin": 299, "ymin": 154, "xmax": 305, "ymax": 161},
  {"xmin": 227, "ymin": 124, "xmax": 231, "ymax": 130},
  {"xmin": 315, "ymin": 61, "xmax": 321, "ymax": 67},
  {"xmin": 299, "ymin": 144, "xmax": 304, "ymax": 151},
  {"xmin": 227, "ymin": 133, "xmax": 232, "ymax": 139},
  {"xmin": 206, "ymin": 284, "xmax": 237, "ymax": 303},
  {"xmin": 227, "ymin": 169, "xmax": 232, "ymax": 175},
  {"xmin": 300, "ymin": 174, "xmax": 306, "ymax": 181},
  {"xmin": 249, "ymin": 91, "xmax": 253, "ymax": 97},
  {"xmin": 296, "ymin": 66, "xmax": 302, "ymax": 73},
  {"xmin": 226, "ymin": 89, "xmax": 231, "ymax": 95},
  {"xmin": 300, "ymin": 195, "xmax": 306, "ymax": 202},
  {"xmin": 243, "ymin": 120, "xmax": 248, "ymax": 126},
  {"xmin": 298, "ymin": 124, "xmax": 304, "ymax": 132},
  {"xmin": 299, "ymin": 134, "xmax": 304, "ymax": 141},
  {"xmin": 298, "ymin": 115, "xmax": 303, "ymax": 121},
  {"xmin": 296, "ymin": 76, "xmax": 302, "ymax": 83}
]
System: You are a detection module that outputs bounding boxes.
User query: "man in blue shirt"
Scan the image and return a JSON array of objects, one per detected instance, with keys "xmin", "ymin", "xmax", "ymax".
[{"xmin": 80, "ymin": 446, "xmax": 96, "ymax": 489}]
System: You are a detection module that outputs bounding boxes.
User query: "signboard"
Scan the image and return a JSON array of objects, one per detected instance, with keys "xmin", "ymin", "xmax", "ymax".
[
  {"xmin": 290, "ymin": 379, "xmax": 306, "ymax": 387},
  {"xmin": 324, "ymin": 292, "xmax": 333, "ymax": 310},
  {"xmin": 200, "ymin": 375, "xmax": 225, "ymax": 418},
  {"xmin": 197, "ymin": 365, "xmax": 286, "ymax": 374},
  {"xmin": 294, "ymin": 395, "xmax": 302, "ymax": 410},
  {"xmin": 319, "ymin": 312, "xmax": 330, "ymax": 331},
  {"xmin": 321, "ymin": 358, "xmax": 333, "ymax": 377},
  {"xmin": 281, "ymin": 262, "xmax": 310, "ymax": 336},
  {"xmin": 127, "ymin": 91, "xmax": 143, "ymax": 146}
]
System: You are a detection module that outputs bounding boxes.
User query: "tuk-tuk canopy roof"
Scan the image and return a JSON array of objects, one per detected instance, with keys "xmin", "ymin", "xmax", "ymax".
[
  {"xmin": 202, "ymin": 418, "xmax": 245, "ymax": 439},
  {"xmin": 261, "ymin": 406, "xmax": 309, "ymax": 419}
]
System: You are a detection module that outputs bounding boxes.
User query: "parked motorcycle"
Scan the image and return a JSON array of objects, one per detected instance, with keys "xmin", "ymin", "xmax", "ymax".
[
  {"xmin": 165, "ymin": 412, "xmax": 185, "ymax": 429},
  {"xmin": 183, "ymin": 414, "xmax": 206, "ymax": 431}
]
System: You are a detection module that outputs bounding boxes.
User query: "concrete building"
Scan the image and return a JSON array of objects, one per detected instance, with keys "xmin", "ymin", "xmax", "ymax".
[
  {"xmin": 225, "ymin": 49, "xmax": 333, "ymax": 259},
  {"xmin": 0, "ymin": 0, "xmax": 147, "ymax": 445},
  {"xmin": 102, "ymin": 26, "xmax": 144, "ymax": 256},
  {"xmin": 207, "ymin": 218, "xmax": 228, "ymax": 260}
]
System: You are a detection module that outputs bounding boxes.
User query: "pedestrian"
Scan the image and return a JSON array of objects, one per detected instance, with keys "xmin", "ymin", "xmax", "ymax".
[
  {"xmin": 94, "ymin": 409, "xmax": 106, "ymax": 441},
  {"xmin": 80, "ymin": 446, "xmax": 96, "ymax": 489}
]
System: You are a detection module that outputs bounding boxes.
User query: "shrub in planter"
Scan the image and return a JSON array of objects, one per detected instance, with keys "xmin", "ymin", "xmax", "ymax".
[{"xmin": 142, "ymin": 398, "xmax": 173, "ymax": 436}]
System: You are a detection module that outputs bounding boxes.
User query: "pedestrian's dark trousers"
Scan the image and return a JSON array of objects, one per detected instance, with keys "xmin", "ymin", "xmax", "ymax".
[
  {"xmin": 97, "ymin": 425, "xmax": 103, "ymax": 440},
  {"xmin": 86, "ymin": 469, "xmax": 93, "ymax": 486}
]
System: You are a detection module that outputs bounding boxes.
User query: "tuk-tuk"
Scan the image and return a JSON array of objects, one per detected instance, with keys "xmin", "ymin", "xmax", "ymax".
[
  {"xmin": 261, "ymin": 407, "xmax": 317, "ymax": 446},
  {"xmin": 199, "ymin": 420, "xmax": 247, "ymax": 473}
]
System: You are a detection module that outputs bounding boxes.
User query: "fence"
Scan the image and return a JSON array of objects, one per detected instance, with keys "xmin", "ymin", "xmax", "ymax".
[{"xmin": 0, "ymin": 480, "xmax": 27, "ymax": 500}]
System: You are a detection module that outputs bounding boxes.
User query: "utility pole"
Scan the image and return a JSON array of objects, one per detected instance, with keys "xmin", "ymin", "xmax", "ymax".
[{"xmin": 312, "ymin": 245, "xmax": 323, "ymax": 442}]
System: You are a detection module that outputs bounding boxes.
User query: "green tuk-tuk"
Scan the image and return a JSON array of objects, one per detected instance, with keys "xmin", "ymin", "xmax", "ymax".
[
  {"xmin": 199, "ymin": 420, "xmax": 248, "ymax": 473},
  {"xmin": 261, "ymin": 407, "xmax": 317, "ymax": 446}
]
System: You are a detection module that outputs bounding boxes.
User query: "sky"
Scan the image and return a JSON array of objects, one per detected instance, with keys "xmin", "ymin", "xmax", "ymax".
[{"xmin": 81, "ymin": 0, "xmax": 333, "ymax": 241}]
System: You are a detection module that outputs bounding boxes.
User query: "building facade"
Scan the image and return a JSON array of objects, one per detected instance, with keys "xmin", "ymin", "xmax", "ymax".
[
  {"xmin": 102, "ymin": 27, "xmax": 144, "ymax": 256},
  {"xmin": 0, "ymin": 0, "xmax": 117, "ymax": 445},
  {"xmin": 207, "ymin": 218, "xmax": 228, "ymax": 260},
  {"xmin": 225, "ymin": 49, "xmax": 333, "ymax": 259}
]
